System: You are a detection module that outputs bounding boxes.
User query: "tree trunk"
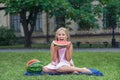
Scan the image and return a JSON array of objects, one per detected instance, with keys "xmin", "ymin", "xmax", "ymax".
[
  {"xmin": 46, "ymin": 13, "xmax": 50, "ymax": 43},
  {"xmin": 24, "ymin": 32, "xmax": 32, "ymax": 48},
  {"xmin": 22, "ymin": 21, "xmax": 32, "ymax": 48},
  {"xmin": 20, "ymin": 9, "xmax": 38, "ymax": 48},
  {"xmin": 20, "ymin": 11, "xmax": 32, "ymax": 48}
]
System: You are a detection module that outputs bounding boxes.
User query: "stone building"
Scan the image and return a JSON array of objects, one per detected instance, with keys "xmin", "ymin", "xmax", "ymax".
[{"xmin": 0, "ymin": 3, "xmax": 120, "ymax": 45}]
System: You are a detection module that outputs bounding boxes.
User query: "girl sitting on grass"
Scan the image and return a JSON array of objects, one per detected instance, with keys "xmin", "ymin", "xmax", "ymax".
[{"xmin": 42, "ymin": 27, "xmax": 92, "ymax": 74}]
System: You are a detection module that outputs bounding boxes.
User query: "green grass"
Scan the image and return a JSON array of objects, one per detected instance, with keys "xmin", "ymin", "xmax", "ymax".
[{"xmin": 0, "ymin": 51, "xmax": 120, "ymax": 80}]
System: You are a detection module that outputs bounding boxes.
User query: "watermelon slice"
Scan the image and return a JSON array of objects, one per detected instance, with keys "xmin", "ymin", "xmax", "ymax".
[
  {"xmin": 53, "ymin": 40, "xmax": 70, "ymax": 46},
  {"xmin": 26, "ymin": 59, "xmax": 40, "ymax": 67}
]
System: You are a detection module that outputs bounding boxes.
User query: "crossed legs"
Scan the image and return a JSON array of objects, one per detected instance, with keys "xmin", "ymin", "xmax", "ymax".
[
  {"xmin": 56, "ymin": 65, "xmax": 92, "ymax": 74},
  {"xmin": 42, "ymin": 65, "xmax": 92, "ymax": 74}
]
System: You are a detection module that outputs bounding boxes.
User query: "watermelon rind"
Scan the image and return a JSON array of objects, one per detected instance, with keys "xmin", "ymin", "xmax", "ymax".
[
  {"xmin": 53, "ymin": 40, "xmax": 69, "ymax": 46},
  {"xmin": 26, "ymin": 61, "xmax": 43, "ymax": 72}
]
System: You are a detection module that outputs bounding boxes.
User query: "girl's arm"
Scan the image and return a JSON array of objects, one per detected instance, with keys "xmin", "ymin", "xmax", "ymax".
[
  {"xmin": 66, "ymin": 42, "xmax": 73, "ymax": 61},
  {"xmin": 50, "ymin": 42, "xmax": 58, "ymax": 65}
]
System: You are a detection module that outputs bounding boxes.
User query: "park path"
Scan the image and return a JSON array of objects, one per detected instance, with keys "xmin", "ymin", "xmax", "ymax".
[{"xmin": 0, "ymin": 48, "xmax": 120, "ymax": 52}]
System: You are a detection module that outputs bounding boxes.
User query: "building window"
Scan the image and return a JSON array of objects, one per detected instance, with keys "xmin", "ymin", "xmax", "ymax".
[
  {"xmin": 77, "ymin": 18, "xmax": 81, "ymax": 30},
  {"xmin": 54, "ymin": 16, "xmax": 65, "ymax": 31},
  {"xmin": 10, "ymin": 14, "xmax": 20, "ymax": 32},
  {"xmin": 35, "ymin": 12, "xmax": 42, "ymax": 32},
  {"xmin": 10, "ymin": 12, "xmax": 42, "ymax": 32},
  {"xmin": 54, "ymin": 16, "xmax": 57, "ymax": 30},
  {"xmin": 103, "ymin": 13, "xmax": 107, "ymax": 28}
]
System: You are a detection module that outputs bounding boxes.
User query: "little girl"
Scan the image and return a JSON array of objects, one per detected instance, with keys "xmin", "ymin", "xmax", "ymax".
[{"xmin": 42, "ymin": 27, "xmax": 92, "ymax": 74}]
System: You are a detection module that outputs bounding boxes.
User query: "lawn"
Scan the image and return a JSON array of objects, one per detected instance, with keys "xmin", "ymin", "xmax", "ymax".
[{"xmin": 0, "ymin": 51, "xmax": 120, "ymax": 80}]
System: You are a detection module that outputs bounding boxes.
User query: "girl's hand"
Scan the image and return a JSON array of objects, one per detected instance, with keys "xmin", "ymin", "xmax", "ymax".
[
  {"xmin": 55, "ymin": 45, "xmax": 62, "ymax": 49},
  {"xmin": 66, "ymin": 41, "xmax": 71, "ymax": 49},
  {"xmin": 52, "ymin": 42, "xmax": 62, "ymax": 49},
  {"xmin": 51, "ymin": 62, "xmax": 56, "ymax": 66}
]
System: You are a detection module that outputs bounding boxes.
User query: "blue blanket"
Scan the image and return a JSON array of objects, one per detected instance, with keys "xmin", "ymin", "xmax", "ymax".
[{"xmin": 24, "ymin": 68, "xmax": 103, "ymax": 76}]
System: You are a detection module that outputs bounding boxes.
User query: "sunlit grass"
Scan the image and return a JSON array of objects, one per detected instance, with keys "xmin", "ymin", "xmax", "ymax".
[{"xmin": 0, "ymin": 51, "xmax": 120, "ymax": 80}]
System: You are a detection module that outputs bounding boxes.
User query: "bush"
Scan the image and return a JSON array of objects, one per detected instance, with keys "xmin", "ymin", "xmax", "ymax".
[{"xmin": 0, "ymin": 26, "xmax": 17, "ymax": 45}]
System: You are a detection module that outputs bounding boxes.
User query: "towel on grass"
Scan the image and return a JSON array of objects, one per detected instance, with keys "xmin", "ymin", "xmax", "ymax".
[{"xmin": 24, "ymin": 68, "xmax": 103, "ymax": 76}]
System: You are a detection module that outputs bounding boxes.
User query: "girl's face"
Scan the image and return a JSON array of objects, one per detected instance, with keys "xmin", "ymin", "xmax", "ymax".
[{"xmin": 56, "ymin": 30, "xmax": 68, "ymax": 41}]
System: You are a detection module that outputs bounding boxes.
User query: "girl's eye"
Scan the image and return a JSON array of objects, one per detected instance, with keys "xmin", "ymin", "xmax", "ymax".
[
  {"xmin": 58, "ymin": 34, "xmax": 61, "ymax": 36},
  {"xmin": 58, "ymin": 33, "xmax": 65, "ymax": 36}
]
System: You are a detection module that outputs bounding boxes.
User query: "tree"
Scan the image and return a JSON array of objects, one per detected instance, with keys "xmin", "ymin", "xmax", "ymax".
[
  {"xmin": 98, "ymin": 0, "xmax": 120, "ymax": 47},
  {"xmin": 99, "ymin": 0, "xmax": 120, "ymax": 25},
  {"xmin": 68, "ymin": 0, "xmax": 102, "ymax": 30},
  {"xmin": 1, "ymin": 0, "xmax": 72, "ymax": 48},
  {"xmin": 1, "ymin": 0, "xmax": 43, "ymax": 47},
  {"xmin": 1, "ymin": 0, "xmax": 105, "ymax": 48}
]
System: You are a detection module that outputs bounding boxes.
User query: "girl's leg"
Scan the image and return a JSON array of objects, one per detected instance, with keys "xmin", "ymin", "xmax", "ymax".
[
  {"xmin": 56, "ymin": 65, "xmax": 92, "ymax": 74},
  {"xmin": 42, "ymin": 67, "xmax": 57, "ymax": 73}
]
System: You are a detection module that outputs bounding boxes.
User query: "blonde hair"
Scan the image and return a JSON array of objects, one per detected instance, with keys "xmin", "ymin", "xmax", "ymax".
[{"xmin": 55, "ymin": 27, "xmax": 70, "ymax": 41}]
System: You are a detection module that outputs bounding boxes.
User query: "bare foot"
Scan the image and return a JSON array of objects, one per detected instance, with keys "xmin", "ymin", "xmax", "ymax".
[{"xmin": 72, "ymin": 71, "xmax": 79, "ymax": 74}]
